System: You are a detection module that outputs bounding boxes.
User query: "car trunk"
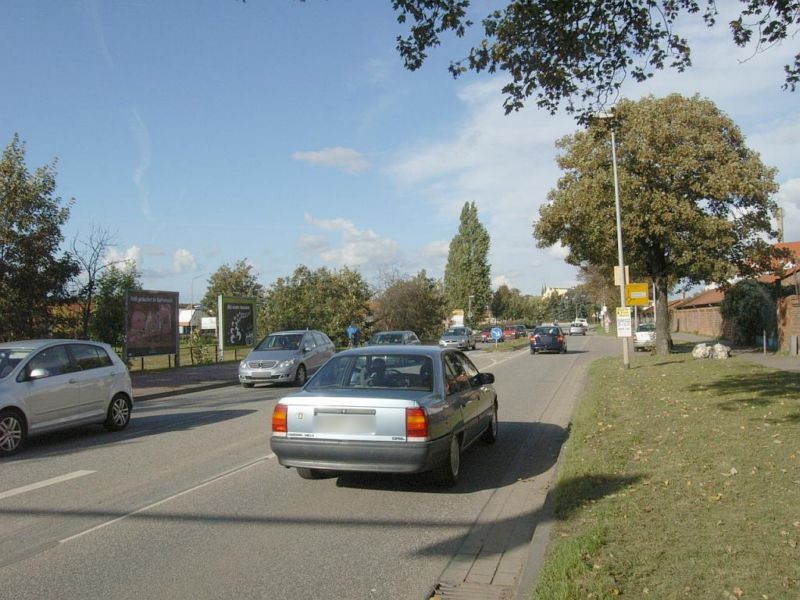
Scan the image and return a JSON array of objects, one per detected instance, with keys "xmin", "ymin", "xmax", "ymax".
[{"xmin": 284, "ymin": 394, "xmax": 420, "ymax": 442}]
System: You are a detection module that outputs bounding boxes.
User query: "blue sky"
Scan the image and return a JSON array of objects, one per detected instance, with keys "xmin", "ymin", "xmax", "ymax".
[{"xmin": 2, "ymin": 1, "xmax": 798, "ymax": 303}]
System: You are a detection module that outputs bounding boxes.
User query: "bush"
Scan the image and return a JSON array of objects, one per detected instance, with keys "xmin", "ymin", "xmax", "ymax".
[{"xmin": 720, "ymin": 279, "xmax": 776, "ymax": 345}]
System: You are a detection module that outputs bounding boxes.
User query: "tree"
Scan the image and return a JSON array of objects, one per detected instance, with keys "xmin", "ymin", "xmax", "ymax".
[
  {"xmin": 373, "ymin": 270, "xmax": 446, "ymax": 339},
  {"xmin": 720, "ymin": 279, "xmax": 777, "ymax": 345},
  {"xmin": 263, "ymin": 266, "xmax": 372, "ymax": 342},
  {"xmin": 0, "ymin": 135, "xmax": 78, "ymax": 342},
  {"xmin": 201, "ymin": 259, "xmax": 264, "ymax": 316},
  {"xmin": 534, "ymin": 94, "xmax": 781, "ymax": 354},
  {"xmin": 443, "ymin": 201, "xmax": 491, "ymax": 326},
  {"xmin": 391, "ymin": 1, "xmax": 799, "ymax": 117},
  {"xmin": 91, "ymin": 263, "xmax": 142, "ymax": 346},
  {"xmin": 69, "ymin": 224, "xmax": 121, "ymax": 339}
]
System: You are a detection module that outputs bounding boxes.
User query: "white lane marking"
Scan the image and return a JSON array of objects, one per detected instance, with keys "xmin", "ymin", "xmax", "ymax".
[
  {"xmin": 0, "ymin": 470, "xmax": 96, "ymax": 501},
  {"xmin": 59, "ymin": 454, "xmax": 274, "ymax": 544}
]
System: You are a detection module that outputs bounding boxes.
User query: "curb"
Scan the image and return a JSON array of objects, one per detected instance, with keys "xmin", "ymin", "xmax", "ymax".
[{"xmin": 135, "ymin": 380, "xmax": 239, "ymax": 402}]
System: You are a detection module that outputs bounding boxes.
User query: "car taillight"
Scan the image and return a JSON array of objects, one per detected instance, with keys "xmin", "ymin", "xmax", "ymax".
[
  {"xmin": 530, "ymin": 334, "xmax": 539, "ymax": 341},
  {"xmin": 406, "ymin": 407, "xmax": 429, "ymax": 440},
  {"xmin": 557, "ymin": 335, "xmax": 564, "ymax": 342},
  {"xmin": 272, "ymin": 404, "xmax": 288, "ymax": 435}
]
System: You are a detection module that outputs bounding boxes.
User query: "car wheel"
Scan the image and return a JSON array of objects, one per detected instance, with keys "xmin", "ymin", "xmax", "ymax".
[
  {"xmin": 0, "ymin": 409, "xmax": 26, "ymax": 456},
  {"xmin": 296, "ymin": 467, "xmax": 324, "ymax": 480},
  {"xmin": 293, "ymin": 364, "xmax": 307, "ymax": 387},
  {"xmin": 481, "ymin": 403, "xmax": 498, "ymax": 444},
  {"xmin": 433, "ymin": 434, "xmax": 461, "ymax": 486},
  {"xmin": 104, "ymin": 394, "xmax": 132, "ymax": 431},
  {"xmin": 241, "ymin": 382, "xmax": 255, "ymax": 388}
]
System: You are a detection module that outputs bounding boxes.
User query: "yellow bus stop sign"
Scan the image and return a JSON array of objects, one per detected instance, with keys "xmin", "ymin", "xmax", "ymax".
[{"xmin": 626, "ymin": 283, "xmax": 650, "ymax": 306}]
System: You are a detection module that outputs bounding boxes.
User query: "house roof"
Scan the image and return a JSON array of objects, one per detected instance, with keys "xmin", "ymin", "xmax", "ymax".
[{"xmin": 675, "ymin": 288, "xmax": 725, "ymax": 309}]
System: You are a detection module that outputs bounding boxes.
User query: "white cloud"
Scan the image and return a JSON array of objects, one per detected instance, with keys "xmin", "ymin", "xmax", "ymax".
[
  {"xmin": 303, "ymin": 213, "xmax": 401, "ymax": 269},
  {"xmin": 105, "ymin": 245, "xmax": 141, "ymax": 268},
  {"xmin": 292, "ymin": 146, "xmax": 370, "ymax": 174},
  {"xmin": 492, "ymin": 275, "xmax": 511, "ymax": 289},
  {"xmin": 172, "ymin": 249, "xmax": 197, "ymax": 274},
  {"xmin": 549, "ymin": 242, "xmax": 570, "ymax": 260},
  {"xmin": 130, "ymin": 109, "xmax": 152, "ymax": 220}
]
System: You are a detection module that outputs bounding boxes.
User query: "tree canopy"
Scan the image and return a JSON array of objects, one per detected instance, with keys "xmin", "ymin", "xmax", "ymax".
[
  {"xmin": 201, "ymin": 259, "xmax": 264, "ymax": 316},
  {"xmin": 443, "ymin": 201, "xmax": 492, "ymax": 325},
  {"xmin": 372, "ymin": 270, "xmax": 446, "ymax": 339},
  {"xmin": 262, "ymin": 265, "xmax": 372, "ymax": 342},
  {"xmin": 392, "ymin": 0, "xmax": 799, "ymax": 117},
  {"xmin": 0, "ymin": 135, "xmax": 78, "ymax": 342},
  {"xmin": 534, "ymin": 94, "xmax": 781, "ymax": 353}
]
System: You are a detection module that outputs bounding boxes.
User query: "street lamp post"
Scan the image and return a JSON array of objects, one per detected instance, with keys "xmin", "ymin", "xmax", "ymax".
[
  {"xmin": 597, "ymin": 112, "xmax": 630, "ymax": 369},
  {"xmin": 190, "ymin": 273, "xmax": 205, "ymax": 308}
]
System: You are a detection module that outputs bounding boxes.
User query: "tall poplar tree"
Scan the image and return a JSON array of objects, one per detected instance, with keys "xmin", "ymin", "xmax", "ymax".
[{"xmin": 443, "ymin": 201, "xmax": 491, "ymax": 325}]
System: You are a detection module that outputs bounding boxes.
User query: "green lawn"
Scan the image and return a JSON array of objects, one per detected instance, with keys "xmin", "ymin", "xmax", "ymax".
[{"xmin": 532, "ymin": 346, "xmax": 800, "ymax": 599}]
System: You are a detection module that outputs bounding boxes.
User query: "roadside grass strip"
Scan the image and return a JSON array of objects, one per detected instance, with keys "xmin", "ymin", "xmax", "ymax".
[
  {"xmin": 532, "ymin": 346, "xmax": 800, "ymax": 599},
  {"xmin": 483, "ymin": 338, "xmax": 531, "ymax": 352}
]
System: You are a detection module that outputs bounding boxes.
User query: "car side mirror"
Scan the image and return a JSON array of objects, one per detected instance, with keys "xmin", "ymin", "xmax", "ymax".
[
  {"xmin": 303, "ymin": 346, "xmax": 311, "ymax": 353},
  {"xmin": 479, "ymin": 372, "xmax": 495, "ymax": 385},
  {"xmin": 28, "ymin": 368, "xmax": 50, "ymax": 380}
]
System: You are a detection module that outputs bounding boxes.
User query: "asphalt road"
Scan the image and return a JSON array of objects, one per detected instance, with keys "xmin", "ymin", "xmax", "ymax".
[{"xmin": 0, "ymin": 334, "xmax": 616, "ymax": 600}]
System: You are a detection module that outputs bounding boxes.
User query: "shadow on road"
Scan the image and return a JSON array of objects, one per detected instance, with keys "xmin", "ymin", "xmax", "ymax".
[{"xmin": 4, "ymin": 409, "xmax": 257, "ymax": 463}]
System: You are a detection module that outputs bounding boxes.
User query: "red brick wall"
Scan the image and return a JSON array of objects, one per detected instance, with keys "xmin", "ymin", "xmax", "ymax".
[
  {"xmin": 778, "ymin": 295, "xmax": 800, "ymax": 350},
  {"xmin": 670, "ymin": 306, "xmax": 733, "ymax": 339}
]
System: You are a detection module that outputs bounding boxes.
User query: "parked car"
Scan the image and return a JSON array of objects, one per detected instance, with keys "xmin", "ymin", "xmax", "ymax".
[
  {"xmin": 633, "ymin": 323, "xmax": 656, "ymax": 351},
  {"xmin": 568, "ymin": 322, "xmax": 587, "ymax": 336},
  {"xmin": 438, "ymin": 327, "xmax": 478, "ymax": 351},
  {"xmin": 270, "ymin": 345, "xmax": 498, "ymax": 485},
  {"xmin": 502, "ymin": 324, "xmax": 520, "ymax": 339},
  {"xmin": 529, "ymin": 326, "xmax": 568, "ymax": 354},
  {"xmin": 239, "ymin": 330, "xmax": 335, "ymax": 388},
  {"xmin": 576, "ymin": 318, "xmax": 589, "ymax": 327},
  {"xmin": 367, "ymin": 331, "xmax": 421, "ymax": 346},
  {"xmin": 480, "ymin": 327, "xmax": 504, "ymax": 343},
  {"xmin": 0, "ymin": 339, "xmax": 133, "ymax": 456}
]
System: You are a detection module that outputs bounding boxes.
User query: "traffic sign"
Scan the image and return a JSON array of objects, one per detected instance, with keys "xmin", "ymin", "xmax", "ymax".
[
  {"xmin": 626, "ymin": 283, "xmax": 650, "ymax": 306},
  {"xmin": 616, "ymin": 307, "xmax": 632, "ymax": 337},
  {"xmin": 491, "ymin": 327, "xmax": 503, "ymax": 340}
]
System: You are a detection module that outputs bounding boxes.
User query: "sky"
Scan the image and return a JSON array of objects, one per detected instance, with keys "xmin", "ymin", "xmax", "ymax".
[{"xmin": 2, "ymin": 1, "xmax": 798, "ymax": 304}]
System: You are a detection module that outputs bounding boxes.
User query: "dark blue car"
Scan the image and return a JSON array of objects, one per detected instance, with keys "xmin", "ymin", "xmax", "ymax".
[{"xmin": 529, "ymin": 326, "xmax": 567, "ymax": 354}]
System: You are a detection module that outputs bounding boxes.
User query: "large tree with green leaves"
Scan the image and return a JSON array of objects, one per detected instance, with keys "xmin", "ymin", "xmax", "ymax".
[
  {"xmin": 91, "ymin": 263, "xmax": 142, "ymax": 346},
  {"xmin": 373, "ymin": 270, "xmax": 446, "ymax": 339},
  {"xmin": 263, "ymin": 266, "xmax": 372, "ymax": 342},
  {"xmin": 201, "ymin": 259, "xmax": 264, "ymax": 316},
  {"xmin": 534, "ymin": 94, "xmax": 781, "ymax": 354},
  {"xmin": 443, "ymin": 201, "xmax": 491, "ymax": 325},
  {"xmin": 0, "ymin": 135, "xmax": 78, "ymax": 341},
  {"xmin": 391, "ymin": 1, "xmax": 798, "ymax": 118}
]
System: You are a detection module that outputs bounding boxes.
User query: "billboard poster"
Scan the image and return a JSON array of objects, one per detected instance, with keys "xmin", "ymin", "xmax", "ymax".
[
  {"xmin": 125, "ymin": 290, "xmax": 179, "ymax": 357},
  {"xmin": 218, "ymin": 296, "xmax": 257, "ymax": 349}
]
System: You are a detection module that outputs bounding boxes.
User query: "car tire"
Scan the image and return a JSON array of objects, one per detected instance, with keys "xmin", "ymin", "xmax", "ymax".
[
  {"xmin": 293, "ymin": 364, "xmax": 307, "ymax": 387},
  {"xmin": 433, "ymin": 434, "xmax": 461, "ymax": 486},
  {"xmin": 241, "ymin": 382, "xmax": 255, "ymax": 388},
  {"xmin": 104, "ymin": 394, "xmax": 132, "ymax": 431},
  {"xmin": 0, "ymin": 409, "xmax": 26, "ymax": 456},
  {"xmin": 296, "ymin": 467, "xmax": 325, "ymax": 480},
  {"xmin": 481, "ymin": 403, "xmax": 498, "ymax": 444}
]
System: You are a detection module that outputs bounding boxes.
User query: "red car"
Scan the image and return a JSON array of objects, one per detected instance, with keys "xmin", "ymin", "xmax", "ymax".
[{"xmin": 502, "ymin": 325, "xmax": 520, "ymax": 339}]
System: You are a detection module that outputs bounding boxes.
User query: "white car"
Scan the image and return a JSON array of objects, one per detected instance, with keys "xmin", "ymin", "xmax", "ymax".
[
  {"xmin": 576, "ymin": 318, "xmax": 589, "ymax": 327},
  {"xmin": 0, "ymin": 339, "xmax": 133, "ymax": 456},
  {"xmin": 633, "ymin": 323, "xmax": 656, "ymax": 351}
]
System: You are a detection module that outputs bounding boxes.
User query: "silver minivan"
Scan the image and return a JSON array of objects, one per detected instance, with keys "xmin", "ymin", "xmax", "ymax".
[
  {"xmin": 238, "ymin": 330, "xmax": 335, "ymax": 388},
  {"xmin": 0, "ymin": 339, "xmax": 133, "ymax": 456}
]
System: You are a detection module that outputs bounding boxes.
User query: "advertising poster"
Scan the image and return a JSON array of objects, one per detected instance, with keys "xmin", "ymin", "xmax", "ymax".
[
  {"xmin": 126, "ymin": 290, "xmax": 179, "ymax": 357},
  {"xmin": 218, "ymin": 296, "xmax": 257, "ymax": 349}
]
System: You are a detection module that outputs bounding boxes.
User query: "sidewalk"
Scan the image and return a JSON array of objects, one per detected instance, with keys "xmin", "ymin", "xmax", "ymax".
[{"xmin": 130, "ymin": 361, "xmax": 240, "ymax": 401}]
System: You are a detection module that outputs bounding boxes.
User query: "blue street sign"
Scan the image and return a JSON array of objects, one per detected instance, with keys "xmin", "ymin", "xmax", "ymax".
[
  {"xmin": 491, "ymin": 327, "xmax": 503, "ymax": 340},
  {"xmin": 346, "ymin": 325, "xmax": 358, "ymax": 337}
]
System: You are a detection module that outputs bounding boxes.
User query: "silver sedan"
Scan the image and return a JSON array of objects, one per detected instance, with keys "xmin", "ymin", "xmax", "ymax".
[{"xmin": 270, "ymin": 345, "xmax": 498, "ymax": 486}]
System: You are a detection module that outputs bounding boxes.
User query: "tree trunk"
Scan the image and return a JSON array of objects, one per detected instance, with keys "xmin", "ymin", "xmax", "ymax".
[{"xmin": 654, "ymin": 276, "xmax": 672, "ymax": 354}]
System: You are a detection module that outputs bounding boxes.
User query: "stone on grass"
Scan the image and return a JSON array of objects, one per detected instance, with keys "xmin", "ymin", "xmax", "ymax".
[
  {"xmin": 692, "ymin": 343, "xmax": 711, "ymax": 358},
  {"xmin": 692, "ymin": 342, "xmax": 731, "ymax": 359},
  {"xmin": 711, "ymin": 343, "xmax": 731, "ymax": 359}
]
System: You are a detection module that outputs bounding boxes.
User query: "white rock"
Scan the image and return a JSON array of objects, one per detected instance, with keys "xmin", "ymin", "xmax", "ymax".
[
  {"xmin": 692, "ymin": 343, "xmax": 711, "ymax": 358},
  {"xmin": 711, "ymin": 343, "xmax": 731, "ymax": 359}
]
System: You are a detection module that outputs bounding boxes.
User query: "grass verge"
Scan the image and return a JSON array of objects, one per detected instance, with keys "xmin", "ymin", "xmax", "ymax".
[{"xmin": 532, "ymin": 346, "xmax": 800, "ymax": 599}]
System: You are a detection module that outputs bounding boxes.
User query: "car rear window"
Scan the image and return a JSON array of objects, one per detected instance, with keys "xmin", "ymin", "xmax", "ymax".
[
  {"xmin": 307, "ymin": 354, "xmax": 433, "ymax": 392},
  {"xmin": 371, "ymin": 333, "xmax": 403, "ymax": 344}
]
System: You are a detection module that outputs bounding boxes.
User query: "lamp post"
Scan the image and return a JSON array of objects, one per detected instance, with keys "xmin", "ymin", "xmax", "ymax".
[
  {"xmin": 467, "ymin": 294, "xmax": 475, "ymax": 325},
  {"xmin": 190, "ymin": 273, "xmax": 205, "ymax": 308},
  {"xmin": 596, "ymin": 112, "xmax": 630, "ymax": 369}
]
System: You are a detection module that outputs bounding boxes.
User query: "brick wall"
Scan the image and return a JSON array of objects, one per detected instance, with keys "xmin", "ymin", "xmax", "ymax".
[
  {"xmin": 670, "ymin": 306, "xmax": 734, "ymax": 339},
  {"xmin": 778, "ymin": 295, "xmax": 800, "ymax": 350}
]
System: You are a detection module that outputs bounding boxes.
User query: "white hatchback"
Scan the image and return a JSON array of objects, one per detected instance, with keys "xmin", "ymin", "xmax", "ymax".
[{"xmin": 0, "ymin": 339, "xmax": 133, "ymax": 456}]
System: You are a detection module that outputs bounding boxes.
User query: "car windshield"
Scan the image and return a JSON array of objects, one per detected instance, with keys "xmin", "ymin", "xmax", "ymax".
[
  {"xmin": 307, "ymin": 354, "xmax": 434, "ymax": 392},
  {"xmin": 637, "ymin": 324, "xmax": 655, "ymax": 332},
  {"xmin": 444, "ymin": 328, "xmax": 466, "ymax": 336},
  {"xmin": 0, "ymin": 347, "xmax": 34, "ymax": 379},
  {"xmin": 371, "ymin": 333, "xmax": 404, "ymax": 344},
  {"xmin": 255, "ymin": 334, "xmax": 303, "ymax": 351}
]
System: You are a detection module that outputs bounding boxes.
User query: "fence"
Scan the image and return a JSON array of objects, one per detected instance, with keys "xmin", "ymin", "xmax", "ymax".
[{"xmin": 119, "ymin": 345, "xmax": 249, "ymax": 372}]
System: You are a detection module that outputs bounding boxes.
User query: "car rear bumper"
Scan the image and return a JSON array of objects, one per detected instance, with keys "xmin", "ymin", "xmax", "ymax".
[
  {"xmin": 271, "ymin": 435, "xmax": 451, "ymax": 474},
  {"xmin": 530, "ymin": 343, "xmax": 564, "ymax": 353}
]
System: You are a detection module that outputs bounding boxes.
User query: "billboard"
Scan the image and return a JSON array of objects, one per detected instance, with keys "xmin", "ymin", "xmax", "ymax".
[
  {"xmin": 125, "ymin": 290, "xmax": 179, "ymax": 357},
  {"xmin": 218, "ymin": 296, "xmax": 257, "ymax": 349}
]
